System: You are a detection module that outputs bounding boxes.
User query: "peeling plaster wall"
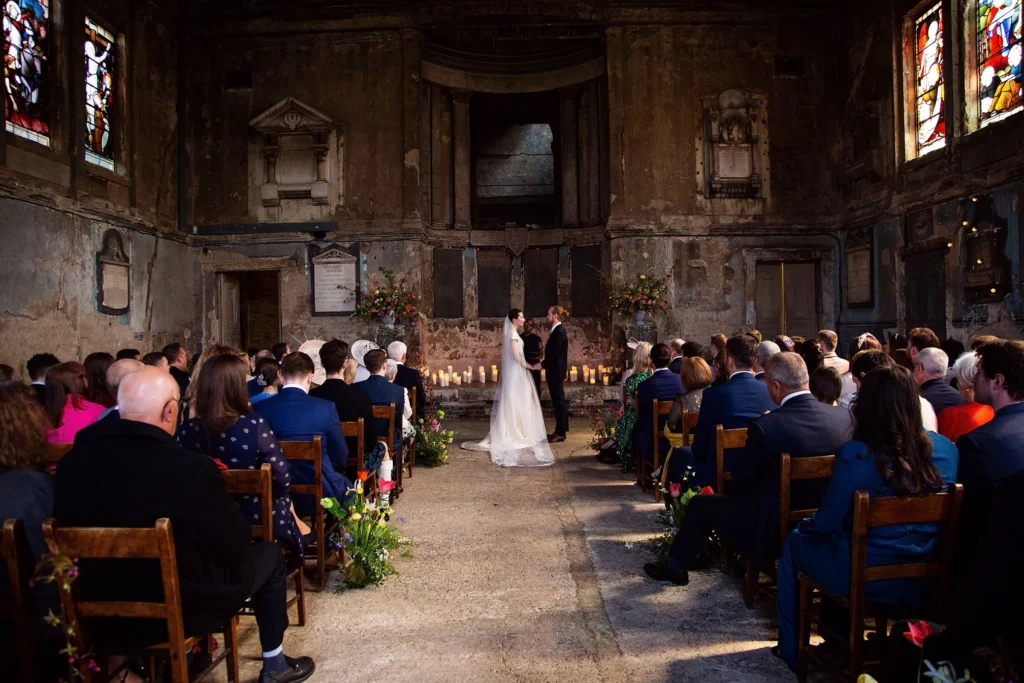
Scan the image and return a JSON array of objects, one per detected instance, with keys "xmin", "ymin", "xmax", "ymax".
[{"xmin": 0, "ymin": 199, "xmax": 199, "ymax": 379}]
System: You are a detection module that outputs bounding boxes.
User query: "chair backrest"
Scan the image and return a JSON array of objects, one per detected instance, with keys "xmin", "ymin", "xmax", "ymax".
[
  {"xmin": 280, "ymin": 436, "xmax": 323, "ymax": 503},
  {"xmin": 341, "ymin": 418, "xmax": 365, "ymax": 472},
  {"xmin": 220, "ymin": 463, "xmax": 273, "ymax": 543},
  {"xmin": 45, "ymin": 443, "xmax": 73, "ymax": 466},
  {"xmin": 42, "ymin": 518, "xmax": 190, "ymax": 683},
  {"xmin": 408, "ymin": 386, "xmax": 417, "ymax": 419},
  {"xmin": 372, "ymin": 404, "xmax": 396, "ymax": 448},
  {"xmin": 682, "ymin": 410, "xmax": 700, "ymax": 446},
  {"xmin": 779, "ymin": 453, "xmax": 835, "ymax": 550},
  {"xmin": 715, "ymin": 425, "xmax": 748, "ymax": 493},
  {"xmin": 1, "ymin": 519, "xmax": 36, "ymax": 682},
  {"xmin": 849, "ymin": 484, "xmax": 964, "ymax": 624},
  {"xmin": 653, "ymin": 399, "xmax": 673, "ymax": 457}
]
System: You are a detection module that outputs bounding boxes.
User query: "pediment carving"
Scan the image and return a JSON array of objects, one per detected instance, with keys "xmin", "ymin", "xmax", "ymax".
[{"xmin": 248, "ymin": 98, "xmax": 338, "ymax": 134}]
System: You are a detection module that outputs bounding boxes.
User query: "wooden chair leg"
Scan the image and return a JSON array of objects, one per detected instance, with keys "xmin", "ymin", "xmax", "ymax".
[
  {"xmin": 744, "ymin": 560, "xmax": 756, "ymax": 608},
  {"xmin": 224, "ymin": 617, "xmax": 240, "ymax": 683},
  {"xmin": 797, "ymin": 579, "xmax": 813, "ymax": 683},
  {"xmin": 849, "ymin": 598, "xmax": 864, "ymax": 683},
  {"xmin": 295, "ymin": 567, "xmax": 306, "ymax": 627},
  {"xmin": 147, "ymin": 656, "xmax": 159, "ymax": 683},
  {"xmin": 168, "ymin": 640, "xmax": 189, "ymax": 683},
  {"xmin": 316, "ymin": 507, "xmax": 326, "ymax": 592}
]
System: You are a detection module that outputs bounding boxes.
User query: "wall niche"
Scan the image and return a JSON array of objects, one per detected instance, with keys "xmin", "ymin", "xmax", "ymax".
[{"xmin": 700, "ymin": 89, "xmax": 769, "ymax": 200}]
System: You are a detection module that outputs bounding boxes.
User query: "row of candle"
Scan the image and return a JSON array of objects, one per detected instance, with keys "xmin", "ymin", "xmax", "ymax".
[{"xmin": 426, "ymin": 363, "xmax": 622, "ymax": 387}]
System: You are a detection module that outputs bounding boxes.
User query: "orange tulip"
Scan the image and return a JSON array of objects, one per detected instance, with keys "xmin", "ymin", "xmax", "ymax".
[{"xmin": 357, "ymin": 470, "xmax": 369, "ymax": 482}]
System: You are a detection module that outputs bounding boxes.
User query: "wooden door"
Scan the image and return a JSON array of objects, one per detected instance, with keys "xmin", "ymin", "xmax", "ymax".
[
  {"xmin": 784, "ymin": 262, "xmax": 818, "ymax": 339},
  {"xmin": 755, "ymin": 263, "xmax": 783, "ymax": 339},
  {"xmin": 219, "ymin": 274, "xmax": 242, "ymax": 348},
  {"xmin": 905, "ymin": 250, "xmax": 946, "ymax": 336}
]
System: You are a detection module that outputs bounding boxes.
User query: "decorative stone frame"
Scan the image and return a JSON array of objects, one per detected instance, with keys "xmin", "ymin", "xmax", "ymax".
[
  {"xmin": 248, "ymin": 98, "xmax": 344, "ymax": 219},
  {"xmin": 699, "ymin": 89, "xmax": 768, "ymax": 200}
]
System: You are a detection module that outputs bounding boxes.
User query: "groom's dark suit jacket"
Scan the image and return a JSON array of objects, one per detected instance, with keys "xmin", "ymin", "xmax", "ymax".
[{"xmin": 542, "ymin": 324, "xmax": 568, "ymax": 381}]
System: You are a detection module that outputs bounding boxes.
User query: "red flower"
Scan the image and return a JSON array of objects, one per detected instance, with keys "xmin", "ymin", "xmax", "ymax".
[
  {"xmin": 386, "ymin": 297, "xmax": 392, "ymax": 302},
  {"xmin": 669, "ymin": 483, "xmax": 682, "ymax": 498},
  {"xmin": 640, "ymin": 295, "xmax": 648, "ymax": 300},
  {"xmin": 379, "ymin": 479, "xmax": 396, "ymax": 493},
  {"xmin": 405, "ymin": 304, "xmax": 413, "ymax": 312},
  {"xmin": 357, "ymin": 470, "xmax": 369, "ymax": 482},
  {"xmin": 699, "ymin": 486, "xmax": 714, "ymax": 495},
  {"xmin": 409, "ymin": 294, "xmax": 416, "ymax": 299},
  {"xmin": 903, "ymin": 621, "xmax": 942, "ymax": 648}
]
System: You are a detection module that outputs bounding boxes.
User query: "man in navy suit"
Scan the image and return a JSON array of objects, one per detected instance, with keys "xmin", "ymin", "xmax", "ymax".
[
  {"xmin": 543, "ymin": 306, "xmax": 570, "ymax": 442},
  {"xmin": 27, "ymin": 352, "xmax": 59, "ymax": 404},
  {"xmin": 388, "ymin": 341, "xmax": 426, "ymax": 422},
  {"xmin": 252, "ymin": 352, "xmax": 350, "ymax": 514},
  {"xmin": 356, "ymin": 349, "xmax": 407, "ymax": 470},
  {"xmin": 915, "ymin": 347, "xmax": 964, "ymax": 416},
  {"xmin": 635, "ymin": 343, "xmax": 685, "ymax": 468},
  {"xmin": 668, "ymin": 334, "xmax": 777, "ymax": 488},
  {"xmin": 956, "ymin": 339, "xmax": 1024, "ymax": 567},
  {"xmin": 645, "ymin": 353, "xmax": 852, "ymax": 584}
]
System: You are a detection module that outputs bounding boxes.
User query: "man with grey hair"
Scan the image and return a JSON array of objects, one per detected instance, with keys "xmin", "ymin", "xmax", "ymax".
[
  {"xmin": 644, "ymin": 352, "xmax": 852, "ymax": 587},
  {"xmin": 915, "ymin": 346, "xmax": 965, "ymax": 416},
  {"xmin": 753, "ymin": 340, "xmax": 781, "ymax": 383},
  {"xmin": 668, "ymin": 338, "xmax": 686, "ymax": 374},
  {"xmin": 389, "ymin": 340, "xmax": 426, "ymax": 421}
]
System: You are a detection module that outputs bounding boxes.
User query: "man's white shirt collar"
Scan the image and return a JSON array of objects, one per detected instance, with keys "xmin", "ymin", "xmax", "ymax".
[
  {"xmin": 282, "ymin": 383, "xmax": 308, "ymax": 394},
  {"xmin": 781, "ymin": 390, "xmax": 812, "ymax": 406},
  {"xmin": 550, "ymin": 321, "xmax": 561, "ymax": 332},
  {"xmin": 728, "ymin": 370, "xmax": 754, "ymax": 380}
]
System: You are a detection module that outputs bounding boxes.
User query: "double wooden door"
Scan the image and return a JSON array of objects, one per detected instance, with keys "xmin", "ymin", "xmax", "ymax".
[{"xmin": 755, "ymin": 262, "xmax": 818, "ymax": 340}]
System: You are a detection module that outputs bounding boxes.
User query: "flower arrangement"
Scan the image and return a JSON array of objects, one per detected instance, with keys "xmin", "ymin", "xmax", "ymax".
[
  {"xmin": 321, "ymin": 472, "xmax": 410, "ymax": 589},
  {"xmin": 650, "ymin": 467, "xmax": 714, "ymax": 563},
  {"xmin": 33, "ymin": 550, "xmax": 103, "ymax": 679},
  {"xmin": 416, "ymin": 409, "xmax": 456, "ymax": 467},
  {"xmin": 355, "ymin": 267, "xmax": 419, "ymax": 326},
  {"xmin": 608, "ymin": 273, "xmax": 670, "ymax": 316},
  {"xmin": 588, "ymin": 404, "xmax": 623, "ymax": 451}
]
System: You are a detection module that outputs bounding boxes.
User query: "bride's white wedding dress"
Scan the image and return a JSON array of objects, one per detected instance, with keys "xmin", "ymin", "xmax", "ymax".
[{"xmin": 461, "ymin": 318, "xmax": 554, "ymax": 467}]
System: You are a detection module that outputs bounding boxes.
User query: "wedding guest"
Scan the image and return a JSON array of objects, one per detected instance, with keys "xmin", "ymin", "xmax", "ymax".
[
  {"xmin": 26, "ymin": 356, "xmax": 58, "ymax": 403},
  {"xmin": 908, "ymin": 326, "xmax": 941, "ymax": 366},
  {"xmin": 181, "ymin": 345, "xmax": 245, "ymax": 421},
  {"xmin": 681, "ymin": 341, "xmax": 703, "ymax": 363},
  {"xmin": 775, "ymin": 335, "xmax": 794, "ymax": 352},
  {"xmin": 667, "ymin": 357, "xmax": 713, "ymax": 438},
  {"xmin": 385, "ymin": 359, "xmax": 415, "ymax": 440},
  {"xmin": 941, "ymin": 338, "xmax": 966, "ymax": 384},
  {"xmin": 94, "ymin": 358, "xmax": 144, "ymax": 422},
  {"xmin": 840, "ymin": 333, "xmax": 882, "ymax": 400},
  {"xmin": 250, "ymin": 358, "xmax": 281, "ymax": 404},
  {"xmin": 247, "ymin": 350, "xmax": 274, "ymax": 397},
  {"xmin": 840, "ymin": 350, "xmax": 938, "ymax": 431},
  {"xmin": 350, "ymin": 340, "xmax": 378, "ymax": 384},
  {"xmin": 142, "ymin": 351, "xmax": 170, "ymax": 371},
  {"xmin": 635, "ymin": 343, "xmax": 685, "ymax": 476},
  {"xmin": 711, "ymin": 349, "xmax": 729, "ymax": 386},
  {"xmin": 800, "ymin": 343, "xmax": 824, "ymax": 374},
  {"xmin": 746, "ymin": 329, "xmax": 763, "ymax": 344},
  {"xmin": 83, "ymin": 351, "xmax": 116, "ymax": 408},
  {"xmin": 356, "ymin": 349, "xmax": 406, "ymax": 468},
  {"xmin": 915, "ymin": 347, "xmax": 964, "ymax": 415},
  {"xmin": 885, "ymin": 332, "xmax": 908, "ymax": 356},
  {"xmin": 893, "ymin": 348, "xmax": 915, "ymax": 371},
  {"xmin": 710, "ymin": 334, "xmax": 727, "ymax": 359},
  {"xmin": 520, "ymin": 322, "xmax": 544, "ymax": 396},
  {"xmin": 937, "ymin": 351, "xmax": 994, "ymax": 444},
  {"xmin": 668, "ymin": 339, "xmax": 686, "ymax": 374},
  {"xmin": 815, "ymin": 330, "xmax": 849, "ymax": 374},
  {"xmin": 809, "ymin": 366, "xmax": 842, "ymax": 405},
  {"xmin": 774, "ymin": 365, "xmax": 957, "ymax": 670},
  {"xmin": 614, "ymin": 342, "xmax": 653, "ymax": 472},
  {"xmin": 162, "ymin": 342, "xmax": 192, "ymax": 396},
  {"xmin": 176, "ymin": 353, "xmax": 305, "ymax": 553},
  {"xmin": 388, "ymin": 341, "xmax": 427, "ymax": 421},
  {"xmin": 44, "ymin": 362, "xmax": 105, "ymax": 443},
  {"xmin": 753, "ymin": 341, "xmax": 780, "ymax": 382},
  {"xmin": 115, "ymin": 348, "xmax": 141, "ymax": 361},
  {"xmin": 343, "ymin": 358, "xmax": 358, "ymax": 384},
  {"xmin": 271, "ymin": 343, "xmax": 291, "ymax": 363},
  {"xmin": 54, "ymin": 367, "xmax": 315, "ymax": 682},
  {"xmin": 969, "ymin": 334, "xmax": 999, "ymax": 350},
  {"xmin": 0, "ymin": 364, "xmax": 14, "ymax": 381},
  {"xmin": 790, "ymin": 335, "xmax": 806, "ymax": 354}
]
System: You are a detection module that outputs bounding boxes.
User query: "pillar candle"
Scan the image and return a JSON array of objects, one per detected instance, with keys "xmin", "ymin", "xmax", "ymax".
[
  {"xmin": 583, "ymin": 366, "xmax": 590, "ymax": 383},
  {"xmin": 603, "ymin": 375, "xmax": 609, "ymax": 386},
  {"xmin": 454, "ymin": 374, "xmax": 461, "ymax": 386},
  {"xmin": 570, "ymin": 368, "xmax": 578, "ymax": 382},
  {"xmin": 541, "ymin": 369, "xmax": 546, "ymax": 382},
  {"xmin": 479, "ymin": 367, "xmax": 486, "ymax": 383},
  {"xmin": 492, "ymin": 367, "xmax": 499, "ymax": 382},
  {"xmin": 590, "ymin": 377, "xmax": 596, "ymax": 385},
  {"xmin": 464, "ymin": 370, "xmax": 471, "ymax": 384},
  {"xmin": 431, "ymin": 373, "xmax": 437, "ymax": 385},
  {"xmin": 447, "ymin": 365, "xmax": 453, "ymax": 375}
]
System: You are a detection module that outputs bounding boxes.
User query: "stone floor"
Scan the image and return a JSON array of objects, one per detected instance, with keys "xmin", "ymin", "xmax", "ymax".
[{"xmin": 226, "ymin": 419, "xmax": 794, "ymax": 682}]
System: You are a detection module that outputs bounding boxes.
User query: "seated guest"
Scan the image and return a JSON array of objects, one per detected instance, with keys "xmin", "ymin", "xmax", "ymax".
[
  {"xmin": 385, "ymin": 359, "xmax": 415, "ymax": 440},
  {"xmin": 711, "ymin": 349, "xmax": 729, "ymax": 386},
  {"xmin": 311, "ymin": 340, "xmax": 387, "ymax": 473},
  {"xmin": 162, "ymin": 342, "xmax": 192, "ymax": 396},
  {"xmin": 747, "ymin": 329, "xmax": 762, "ymax": 343},
  {"xmin": 893, "ymin": 348, "xmax": 915, "ymax": 371},
  {"xmin": 667, "ymin": 339, "xmax": 686, "ymax": 374},
  {"xmin": 885, "ymin": 332, "xmax": 908, "ymax": 356},
  {"xmin": 681, "ymin": 340, "xmax": 702, "ymax": 363},
  {"xmin": 176, "ymin": 354, "xmax": 305, "ymax": 553},
  {"xmin": 250, "ymin": 358, "xmax": 281, "ymax": 404},
  {"xmin": 0, "ymin": 364, "xmax": 13, "ymax": 381},
  {"xmin": 356, "ymin": 349, "xmax": 407, "ymax": 469},
  {"xmin": 248, "ymin": 349, "xmax": 274, "ymax": 397},
  {"xmin": 709, "ymin": 334, "xmax": 727, "ymax": 361},
  {"xmin": 809, "ymin": 366, "xmax": 842, "ymax": 405},
  {"xmin": 774, "ymin": 335, "xmax": 794, "ymax": 352},
  {"xmin": 646, "ymin": 353, "xmax": 852, "ymax": 584},
  {"xmin": 26, "ymin": 356, "xmax": 59, "ymax": 403},
  {"xmin": 970, "ymin": 334, "xmax": 999, "ymax": 351},
  {"xmin": 774, "ymin": 365, "xmax": 957, "ymax": 669},
  {"xmin": 54, "ymin": 368, "xmax": 315, "ymax": 682},
  {"xmin": 908, "ymin": 326, "xmax": 941, "ymax": 366},
  {"xmin": 343, "ymin": 358, "xmax": 358, "ymax": 384},
  {"xmin": 45, "ymin": 362, "xmax": 105, "ymax": 443},
  {"xmin": 668, "ymin": 356, "xmax": 714, "ymax": 426},
  {"xmin": 915, "ymin": 347, "xmax": 964, "ymax": 416},
  {"xmin": 94, "ymin": 358, "xmax": 144, "ymax": 422},
  {"xmin": 83, "ymin": 352, "xmax": 116, "ymax": 408},
  {"xmin": 0, "ymin": 382, "xmax": 61, "ymax": 652},
  {"xmin": 671, "ymin": 335, "xmax": 776, "ymax": 488},
  {"xmin": 941, "ymin": 338, "xmax": 966, "ymax": 384},
  {"xmin": 115, "ymin": 348, "xmax": 141, "ymax": 361},
  {"xmin": 840, "ymin": 349, "xmax": 938, "ymax": 430},
  {"xmin": 253, "ymin": 352, "xmax": 350, "ymax": 513},
  {"xmin": 142, "ymin": 351, "xmax": 170, "ymax": 371},
  {"xmin": 181, "ymin": 345, "xmax": 244, "ymax": 421},
  {"xmin": 937, "ymin": 350, "xmax": 994, "ymax": 444},
  {"xmin": 271, "ymin": 342, "xmax": 291, "ymax": 363},
  {"xmin": 816, "ymin": 330, "xmax": 849, "ymax": 374},
  {"xmin": 635, "ymin": 343, "xmax": 685, "ymax": 473},
  {"xmin": 753, "ymin": 340, "xmax": 780, "ymax": 382},
  {"xmin": 351, "ymin": 340, "xmax": 378, "ymax": 384},
  {"xmin": 840, "ymin": 333, "xmax": 882, "ymax": 401},
  {"xmin": 800, "ymin": 343, "xmax": 824, "ymax": 374},
  {"xmin": 790, "ymin": 335, "xmax": 806, "ymax": 354},
  {"xmin": 615, "ymin": 343, "xmax": 653, "ymax": 472},
  {"xmin": 388, "ymin": 341, "xmax": 426, "ymax": 421}
]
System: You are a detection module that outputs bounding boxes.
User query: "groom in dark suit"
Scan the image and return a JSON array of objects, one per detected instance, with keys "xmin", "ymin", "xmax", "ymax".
[{"xmin": 543, "ymin": 306, "xmax": 569, "ymax": 443}]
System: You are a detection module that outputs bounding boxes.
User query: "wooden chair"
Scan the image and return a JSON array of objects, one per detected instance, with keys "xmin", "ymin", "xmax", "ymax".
[
  {"xmin": 220, "ymin": 464, "xmax": 305, "ymax": 626},
  {"xmin": 1, "ymin": 519, "xmax": 36, "ymax": 683},
  {"xmin": 42, "ymin": 518, "xmax": 240, "ymax": 683},
  {"xmin": 796, "ymin": 484, "xmax": 964, "ymax": 683},
  {"xmin": 681, "ymin": 410, "xmax": 700, "ymax": 446},
  {"xmin": 407, "ymin": 387, "xmax": 417, "ymax": 478},
  {"xmin": 640, "ymin": 399, "xmax": 674, "ymax": 502},
  {"xmin": 372, "ymin": 403, "xmax": 397, "ymax": 501},
  {"xmin": 342, "ymin": 418, "xmax": 376, "ymax": 502},
  {"xmin": 743, "ymin": 453, "xmax": 835, "ymax": 608},
  {"xmin": 45, "ymin": 443, "xmax": 73, "ymax": 467},
  {"xmin": 715, "ymin": 425, "xmax": 748, "ymax": 566},
  {"xmin": 280, "ymin": 436, "xmax": 327, "ymax": 592}
]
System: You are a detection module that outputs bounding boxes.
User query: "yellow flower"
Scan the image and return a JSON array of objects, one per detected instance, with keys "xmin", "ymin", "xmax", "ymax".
[
  {"xmin": 378, "ymin": 520, "xmax": 386, "ymax": 527},
  {"xmin": 350, "ymin": 512, "xmax": 362, "ymax": 521},
  {"xmin": 639, "ymin": 275, "xmax": 646, "ymax": 280}
]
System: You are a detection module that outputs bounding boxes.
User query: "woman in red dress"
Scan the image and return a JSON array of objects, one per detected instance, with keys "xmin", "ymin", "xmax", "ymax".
[{"xmin": 937, "ymin": 350, "xmax": 995, "ymax": 444}]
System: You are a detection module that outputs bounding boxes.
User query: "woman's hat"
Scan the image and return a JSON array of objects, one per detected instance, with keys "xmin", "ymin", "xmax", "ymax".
[{"xmin": 351, "ymin": 339, "xmax": 379, "ymax": 368}]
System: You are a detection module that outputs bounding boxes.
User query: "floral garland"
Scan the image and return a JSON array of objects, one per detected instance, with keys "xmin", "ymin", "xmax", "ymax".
[
  {"xmin": 33, "ymin": 550, "xmax": 103, "ymax": 680},
  {"xmin": 608, "ymin": 273, "xmax": 670, "ymax": 315},
  {"xmin": 354, "ymin": 267, "xmax": 419, "ymax": 325}
]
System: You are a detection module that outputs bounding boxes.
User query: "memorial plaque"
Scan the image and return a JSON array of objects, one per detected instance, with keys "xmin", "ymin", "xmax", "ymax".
[
  {"xmin": 846, "ymin": 225, "xmax": 874, "ymax": 308},
  {"xmin": 477, "ymin": 250, "xmax": 512, "ymax": 318},
  {"xmin": 524, "ymin": 249, "xmax": 558, "ymax": 319},
  {"xmin": 571, "ymin": 245, "xmax": 603, "ymax": 317},
  {"xmin": 309, "ymin": 243, "xmax": 359, "ymax": 315},
  {"xmin": 96, "ymin": 229, "xmax": 130, "ymax": 315},
  {"xmin": 432, "ymin": 248, "xmax": 464, "ymax": 319}
]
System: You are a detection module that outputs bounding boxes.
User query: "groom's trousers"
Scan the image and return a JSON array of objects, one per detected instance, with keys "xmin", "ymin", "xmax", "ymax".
[{"xmin": 547, "ymin": 376, "xmax": 569, "ymax": 436}]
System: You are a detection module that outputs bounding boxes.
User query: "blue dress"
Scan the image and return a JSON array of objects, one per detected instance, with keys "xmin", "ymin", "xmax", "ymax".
[{"xmin": 176, "ymin": 415, "xmax": 303, "ymax": 554}]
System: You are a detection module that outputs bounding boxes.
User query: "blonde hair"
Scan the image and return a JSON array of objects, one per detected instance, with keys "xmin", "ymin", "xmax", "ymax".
[
  {"xmin": 184, "ymin": 345, "xmax": 247, "ymax": 408},
  {"xmin": 343, "ymin": 358, "xmax": 358, "ymax": 384},
  {"xmin": 550, "ymin": 305, "xmax": 570, "ymax": 321},
  {"xmin": 632, "ymin": 342, "xmax": 653, "ymax": 374}
]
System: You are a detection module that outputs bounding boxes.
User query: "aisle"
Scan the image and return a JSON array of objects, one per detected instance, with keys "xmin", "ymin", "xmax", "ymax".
[{"xmin": 229, "ymin": 419, "xmax": 791, "ymax": 682}]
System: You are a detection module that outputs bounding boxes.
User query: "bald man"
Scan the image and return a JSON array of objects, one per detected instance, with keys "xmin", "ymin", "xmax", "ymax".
[
  {"xmin": 93, "ymin": 358, "xmax": 145, "ymax": 422},
  {"xmin": 54, "ymin": 367, "xmax": 316, "ymax": 683}
]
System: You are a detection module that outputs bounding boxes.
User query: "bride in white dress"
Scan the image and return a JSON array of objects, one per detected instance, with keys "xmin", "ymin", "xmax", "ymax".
[{"xmin": 462, "ymin": 309, "xmax": 554, "ymax": 467}]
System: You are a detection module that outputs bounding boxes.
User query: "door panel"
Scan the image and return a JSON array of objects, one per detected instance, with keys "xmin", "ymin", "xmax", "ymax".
[
  {"xmin": 784, "ymin": 263, "xmax": 818, "ymax": 339},
  {"xmin": 905, "ymin": 250, "xmax": 946, "ymax": 336},
  {"xmin": 756, "ymin": 263, "xmax": 783, "ymax": 339},
  {"xmin": 219, "ymin": 274, "xmax": 241, "ymax": 348}
]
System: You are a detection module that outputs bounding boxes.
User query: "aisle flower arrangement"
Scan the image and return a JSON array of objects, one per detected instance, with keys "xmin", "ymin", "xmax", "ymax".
[
  {"xmin": 415, "ymin": 409, "xmax": 456, "ymax": 467},
  {"xmin": 588, "ymin": 404, "xmax": 623, "ymax": 451},
  {"xmin": 650, "ymin": 471, "xmax": 713, "ymax": 563},
  {"xmin": 354, "ymin": 267, "xmax": 419, "ymax": 326},
  {"xmin": 321, "ymin": 473, "xmax": 410, "ymax": 588},
  {"xmin": 608, "ymin": 273, "xmax": 670, "ymax": 317},
  {"xmin": 33, "ymin": 549, "xmax": 103, "ymax": 680}
]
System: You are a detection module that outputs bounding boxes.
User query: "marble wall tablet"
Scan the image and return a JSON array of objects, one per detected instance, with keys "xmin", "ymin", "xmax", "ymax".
[
  {"xmin": 96, "ymin": 229, "xmax": 130, "ymax": 315},
  {"xmin": 310, "ymin": 243, "xmax": 359, "ymax": 315}
]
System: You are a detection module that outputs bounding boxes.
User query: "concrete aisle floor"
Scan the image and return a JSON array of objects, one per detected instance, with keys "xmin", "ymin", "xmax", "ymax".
[{"xmin": 227, "ymin": 419, "xmax": 794, "ymax": 682}]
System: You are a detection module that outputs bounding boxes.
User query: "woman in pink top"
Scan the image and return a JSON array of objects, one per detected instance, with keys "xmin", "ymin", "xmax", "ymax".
[{"xmin": 45, "ymin": 361, "xmax": 106, "ymax": 444}]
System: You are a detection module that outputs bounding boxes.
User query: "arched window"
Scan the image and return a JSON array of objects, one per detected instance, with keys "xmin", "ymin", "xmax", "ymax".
[
  {"xmin": 915, "ymin": 3, "xmax": 946, "ymax": 155},
  {"xmin": 3, "ymin": 0, "xmax": 51, "ymax": 147}
]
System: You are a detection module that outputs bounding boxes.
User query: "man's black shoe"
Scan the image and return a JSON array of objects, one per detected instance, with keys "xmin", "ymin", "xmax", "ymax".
[
  {"xmin": 643, "ymin": 562, "xmax": 689, "ymax": 586},
  {"xmin": 259, "ymin": 656, "xmax": 315, "ymax": 683}
]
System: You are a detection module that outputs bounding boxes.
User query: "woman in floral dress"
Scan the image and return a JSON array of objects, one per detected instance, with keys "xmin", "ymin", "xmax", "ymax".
[{"xmin": 616, "ymin": 342, "xmax": 653, "ymax": 472}]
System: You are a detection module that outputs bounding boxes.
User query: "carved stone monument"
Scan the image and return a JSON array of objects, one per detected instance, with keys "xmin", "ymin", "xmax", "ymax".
[
  {"xmin": 309, "ymin": 243, "xmax": 359, "ymax": 315},
  {"xmin": 702, "ymin": 89, "xmax": 766, "ymax": 199},
  {"xmin": 96, "ymin": 229, "xmax": 130, "ymax": 315}
]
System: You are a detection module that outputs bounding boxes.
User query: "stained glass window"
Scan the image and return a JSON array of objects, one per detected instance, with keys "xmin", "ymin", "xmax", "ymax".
[
  {"xmin": 3, "ymin": 1, "xmax": 50, "ymax": 146},
  {"xmin": 978, "ymin": 0, "xmax": 1023, "ymax": 126},
  {"xmin": 915, "ymin": 3, "xmax": 946, "ymax": 155},
  {"xmin": 84, "ymin": 17, "xmax": 115, "ymax": 170}
]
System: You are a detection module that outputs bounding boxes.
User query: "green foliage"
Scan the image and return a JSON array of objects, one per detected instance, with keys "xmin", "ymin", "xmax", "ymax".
[
  {"xmin": 608, "ymin": 273, "xmax": 670, "ymax": 315},
  {"xmin": 355, "ymin": 267, "xmax": 419, "ymax": 325},
  {"xmin": 415, "ymin": 408, "xmax": 456, "ymax": 468},
  {"xmin": 321, "ymin": 487, "xmax": 410, "ymax": 589}
]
